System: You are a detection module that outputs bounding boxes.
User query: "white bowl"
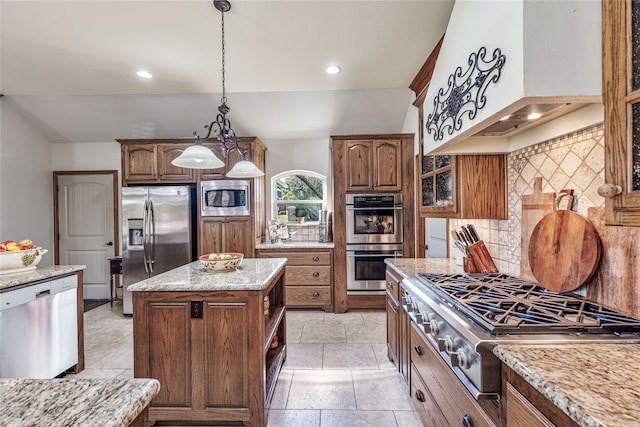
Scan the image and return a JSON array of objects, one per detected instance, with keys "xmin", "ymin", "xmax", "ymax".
[
  {"xmin": 199, "ymin": 253, "xmax": 244, "ymax": 271},
  {"xmin": 0, "ymin": 247, "xmax": 48, "ymax": 274}
]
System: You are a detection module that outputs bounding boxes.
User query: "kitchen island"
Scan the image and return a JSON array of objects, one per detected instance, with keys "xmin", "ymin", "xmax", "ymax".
[
  {"xmin": 129, "ymin": 258, "xmax": 287, "ymax": 426},
  {"xmin": 0, "ymin": 377, "xmax": 160, "ymax": 426}
]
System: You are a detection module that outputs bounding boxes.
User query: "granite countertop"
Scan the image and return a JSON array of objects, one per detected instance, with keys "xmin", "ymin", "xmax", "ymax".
[
  {"xmin": 1, "ymin": 377, "xmax": 160, "ymax": 426},
  {"xmin": 0, "ymin": 265, "xmax": 86, "ymax": 292},
  {"xmin": 384, "ymin": 257, "xmax": 462, "ymax": 279},
  {"xmin": 495, "ymin": 343, "xmax": 640, "ymax": 427},
  {"xmin": 128, "ymin": 258, "xmax": 287, "ymax": 292},
  {"xmin": 256, "ymin": 241, "xmax": 334, "ymax": 250}
]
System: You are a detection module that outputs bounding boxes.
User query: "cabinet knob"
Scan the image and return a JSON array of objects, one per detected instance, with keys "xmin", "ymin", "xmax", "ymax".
[
  {"xmin": 312, "ymin": 256, "xmax": 320, "ymax": 262},
  {"xmin": 313, "ymin": 271, "xmax": 320, "ymax": 278},
  {"xmin": 415, "ymin": 390, "xmax": 426, "ymax": 402},
  {"xmin": 597, "ymin": 183, "xmax": 623, "ymax": 198},
  {"xmin": 461, "ymin": 415, "xmax": 475, "ymax": 427},
  {"xmin": 414, "ymin": 344, "xmax": 422, "ymax": 355},
  {"xmin": 312, "ymin": 292, "xmax": 320, "ymax": 297}
]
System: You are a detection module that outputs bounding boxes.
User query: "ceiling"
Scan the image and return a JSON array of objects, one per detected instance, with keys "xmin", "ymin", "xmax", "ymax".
[{"xmin": 0, "ymin": 0, "xmax": 454, "ymax": 144}]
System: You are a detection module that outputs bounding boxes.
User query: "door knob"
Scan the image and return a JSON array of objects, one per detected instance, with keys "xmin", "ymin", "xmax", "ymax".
[
  {"xmin": 106, "ymin": 241, "xmax": 113, "ymax": 246},
  {"xmin": 597, "ymin": 183, "xmax": 622, "ymax": 198}
]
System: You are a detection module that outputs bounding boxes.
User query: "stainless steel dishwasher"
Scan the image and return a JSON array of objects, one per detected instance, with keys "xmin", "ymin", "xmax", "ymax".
[{"xmin": 0, "ymin": 274, "xmax": 78, "ymax": 378}]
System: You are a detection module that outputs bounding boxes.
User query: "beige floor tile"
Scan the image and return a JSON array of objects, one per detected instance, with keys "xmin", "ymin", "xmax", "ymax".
[
  {"xmin": 286, "ymin": 370, "xmax": 356, "ymax": 410},
  {"xmin": 345, "ymin": 322, "xmax": 386, "ymax": 343},
  {"xmin": 300, "ymin": 323, "xmax": 346, "ymax": 343},
  {"xmin": 285, "ymin": 321, "xmax": 303, "ymax": 343},
  {"xmin": 320, "ymin": 409, "xmax": 400, "ymax": 427},
  {"xmin": 352, "ymin": 370, "xmax": 414, "ymax": 411},
  {"xmin": 269, "ymin": 369, "xmax": 293, "ymax": 409},
  {"xmin": 67, "ymin": 368, "xmax": 129, "ymax": 379},
  {"xmin": 323, "ymin": 343, "xmax": 379, "ymax": 370},
  {"xmin": 266, "ymin": 409, "xmax": 320, "ymax": 427},
  {"xmin": 393, "ymin": 410, "xmax": 424, "ymax": 427},
  {"xmin": 361, "ymin": 311, "xmax": 387, "ymax": 325},
  {"xmin": 284, "ymin": 343, "xmax": 323, "ymax": 369},
  {"xmin": 287, "ymin": 310, "xmax": 325, "ymax": 324},
  {"xmin": 323, "ymin": 312, "xmax": 365, "ymax": 325},
  {"xmin": 372, "ymin": 343, "xmax": 396, "ymax": 370}
]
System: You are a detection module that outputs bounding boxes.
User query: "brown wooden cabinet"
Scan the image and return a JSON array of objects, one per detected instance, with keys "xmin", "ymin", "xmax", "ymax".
[
  {"xmin": 120, "ymin": 141, "xmax": 195, "ymax": 184},
  {"xmin": 200, "ymin": 139, "xmax": 255, "ymax": 180},
  {"xmin": 257, "ymin": 249, "xmax": 333, "ymax": 311},
  {"xmin": 132, "ymin": 268, "xmax": 286, "ymax": 426},
  {"xmin": 158, "ymin": 144, "xmax": 196, "ymax": 182},
  {"xmin": 385, "ymin": 267, "xmax": 409, "ymax": 385},
  {"xmin": 344, "ymin": 139, "xmax": 402, "ymax": 192},
  {"xmin": 602, "ymin": 0, "xmax": 640, "ymax": 226},
  {"xmin": 502, "ymin": 364, "xmax": 578, "ymax": 427},
  {"xmin": 200, "ymin": 217, "xmax": 254, "ymax": 257}
]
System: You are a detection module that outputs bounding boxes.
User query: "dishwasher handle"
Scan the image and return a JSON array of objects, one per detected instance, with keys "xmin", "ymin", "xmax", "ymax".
[{"xmin": 36, "ymin": 289, "xmax": 51, "ymax": 298}]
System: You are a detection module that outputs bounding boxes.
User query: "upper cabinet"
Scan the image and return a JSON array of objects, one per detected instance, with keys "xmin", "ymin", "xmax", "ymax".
[
  {"xmin": 602, "ymin": 0, "xmax": 640, "ymax": 226},
  {"xmin": 200, "ymin": 139, "xmax": 257, "ymax": 180},
  {"xmin": 341, "ymin": 138, "xmax": 403, "ymax": 192}
]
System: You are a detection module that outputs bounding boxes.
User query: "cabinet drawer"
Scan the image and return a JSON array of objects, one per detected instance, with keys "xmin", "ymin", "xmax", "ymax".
[
  {"xmin": 286, "ymin": 286, "xmax": 331, "ymax": 306},
  {"xmin": 410, "ymin": 363, "xmax": 448, "ymax": 426},
  {"xmin": 285, "ymin": 266, "xmax": 331, "ymax": 285},
  {"xmin": 410, "ymin": 324, "xmax": 498, "ymax": 427},
  {"xmin": 385, "ymin": 268, "xmax": 401, "ymax": 302},
  {"xmin": 261, "ymin": 252, "xmax": 331, "ymax": 266}
]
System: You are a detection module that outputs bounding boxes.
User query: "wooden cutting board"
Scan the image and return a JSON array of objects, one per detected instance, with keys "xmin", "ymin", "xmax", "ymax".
[
  {"xmin": 528, "ymin": 210, "xmax": 601, "ymax": 293},
  {"xmin": 520, "ymin": 177, "xmax": 556, "ymax": 281}
]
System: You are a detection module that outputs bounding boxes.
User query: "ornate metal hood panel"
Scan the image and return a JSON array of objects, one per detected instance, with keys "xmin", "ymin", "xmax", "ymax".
[{"xmin": 423, "ymin": 0, "xmax": 602, "ymax": 154}]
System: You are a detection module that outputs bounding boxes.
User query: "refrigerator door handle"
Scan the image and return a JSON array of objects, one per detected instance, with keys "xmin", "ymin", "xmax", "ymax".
[
  {"xmin": 142, "ymin": 200, "xmax": 150, "ymax": 273},
  {"xmin": 149, "ymin": 200, "xmax": 155, "ymax": 272}
]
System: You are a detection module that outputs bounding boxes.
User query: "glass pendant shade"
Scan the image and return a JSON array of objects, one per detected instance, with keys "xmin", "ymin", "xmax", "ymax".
[
  {"xmin": 171, "ymin": 144, "xmax": 225, "ymax": 169},
  {"xmin": 226, "ymin": 160, "xmax": 265, "ymax": 178}
]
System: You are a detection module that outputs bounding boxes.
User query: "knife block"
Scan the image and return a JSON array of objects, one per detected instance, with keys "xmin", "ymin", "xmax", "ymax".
[
  {"xmin": 466, "ymin": 241, "xmax": 499, "ymax": 273},
  {"xmin": 463, "ymin": 257, "xmax": 479, "ymax": 273}
]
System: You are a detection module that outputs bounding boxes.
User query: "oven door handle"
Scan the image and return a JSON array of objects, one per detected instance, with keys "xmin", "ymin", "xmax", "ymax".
[
  {"xmin": 346, "ymin": 206, "xmax": 403, "ymax": 211},
  {"xmin": 346, "ymin": 252, "xmax": 403, "ymax": 258}
]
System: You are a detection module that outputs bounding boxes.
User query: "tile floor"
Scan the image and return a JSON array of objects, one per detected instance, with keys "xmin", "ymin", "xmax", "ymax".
[{"xmin": 68, "ymin": 302, "xmax": 422, "ymax": 427}]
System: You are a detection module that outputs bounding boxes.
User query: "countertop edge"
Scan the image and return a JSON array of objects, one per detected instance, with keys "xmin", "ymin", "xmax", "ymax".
[
  {"xmin": 256, "ymin": 242, "xmax": 334, "ymax": 250},
  {"xmin": 0, "ymin": 265, "xmax": 87, "ymax": 291}
]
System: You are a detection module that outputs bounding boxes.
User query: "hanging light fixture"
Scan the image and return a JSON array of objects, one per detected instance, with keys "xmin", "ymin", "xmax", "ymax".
[{"xmin": 172, "ymin": 0, "xmax": 264, "ymax": 178}]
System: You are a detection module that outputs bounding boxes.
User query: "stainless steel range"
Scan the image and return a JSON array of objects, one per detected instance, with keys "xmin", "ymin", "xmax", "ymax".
[{"xmin": 402, "ymin": 273, "xmax": 640, "ymax": 399}]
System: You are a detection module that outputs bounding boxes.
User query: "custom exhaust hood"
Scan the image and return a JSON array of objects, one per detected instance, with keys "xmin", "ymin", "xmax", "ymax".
[{"xmin": 422, "ymin": 0, "xmax": 602, "ymax": 154}]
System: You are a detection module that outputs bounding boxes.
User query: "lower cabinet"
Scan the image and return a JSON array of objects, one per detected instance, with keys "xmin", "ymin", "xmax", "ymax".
[
  {"xmin": 132, "ymin": 271, "xmax": 286, "ymax": 426},
  {"xmin": 200, "ymin": 217, "xmax": 255, "ymax": 257},
  {"xmin": 502, "ymin": 364, "xmax": 578, "ymax": 427},
  {"xmin": 385, "ymin": 268, "xmax": 409, "ymax": 384},
  {"xmin": 257, "ymin": 248, "xmax": 333, "ymax": 311}
]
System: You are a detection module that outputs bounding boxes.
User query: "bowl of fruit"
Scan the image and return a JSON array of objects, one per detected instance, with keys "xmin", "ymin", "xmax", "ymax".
[
  {"xmin": 0, "ymin": 240, "xmax": 48, "ymax": 275},
  {"xmin": 199, "ymin": 253, "xmax": 244, "ymax": 271}
]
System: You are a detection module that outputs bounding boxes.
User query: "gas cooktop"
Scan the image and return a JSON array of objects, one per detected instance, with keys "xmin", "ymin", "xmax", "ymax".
[{"xmin": 416, "ymin": 273, "xmax": 640, "ymax": 335}]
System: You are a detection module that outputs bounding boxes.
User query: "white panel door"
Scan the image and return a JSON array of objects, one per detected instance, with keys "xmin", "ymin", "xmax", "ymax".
[
  {"xmin": 58, "ymin": 175, "xmax": 115, "ymax": 299},
  {"xmin": 426, "ymin": 218, "xmax": 448, "ymax": 258}
]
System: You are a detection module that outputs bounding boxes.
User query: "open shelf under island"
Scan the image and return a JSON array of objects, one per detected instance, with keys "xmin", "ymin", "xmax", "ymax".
[{"xmin": 128, "ymin": 258, "xmax": 287, "ymax": 427}]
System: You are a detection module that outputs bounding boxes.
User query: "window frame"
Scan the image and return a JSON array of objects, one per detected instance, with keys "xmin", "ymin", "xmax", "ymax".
[{"xmin": 271, "ymin": 170, "xmax": 327, "ymax": 222}]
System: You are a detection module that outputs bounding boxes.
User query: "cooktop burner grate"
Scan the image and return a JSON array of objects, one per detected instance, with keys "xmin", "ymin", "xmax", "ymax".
[{"xmin": 416, "ymin": 273, "xmax": 640, "ymax": 335}]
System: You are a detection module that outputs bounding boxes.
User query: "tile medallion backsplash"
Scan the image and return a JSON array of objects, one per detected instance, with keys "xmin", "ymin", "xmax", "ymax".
[{"xmin": 451, "ymin": 123, "xmax": 605, "ymax": 276}]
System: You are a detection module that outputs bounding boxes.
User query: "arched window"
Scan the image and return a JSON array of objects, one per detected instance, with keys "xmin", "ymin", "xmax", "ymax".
[{"xmin": 272, "ymin": 170, "xmax": 327, "ymax": 222}]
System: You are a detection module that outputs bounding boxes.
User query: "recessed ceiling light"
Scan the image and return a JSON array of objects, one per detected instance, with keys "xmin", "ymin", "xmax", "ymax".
[
  {"xmin": 527, "ymin": 112, "xmax": 542, "ymax": 120},
  {"xmin": 325, "ymin": 65, "xmax": 341, "ymax": 75},
  {"xmin": 136, "ymin": 70, "xmax": 153, "ymax": 79},
  {"xmin": 500, "ymin": 115, "xmax": 511, "ymax": 121}
]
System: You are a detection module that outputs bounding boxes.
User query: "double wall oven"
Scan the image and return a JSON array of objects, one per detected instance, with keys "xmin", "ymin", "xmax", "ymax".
[{"xmin": 346, "ymin": 194, "xmax": 403, "ymax": 294}]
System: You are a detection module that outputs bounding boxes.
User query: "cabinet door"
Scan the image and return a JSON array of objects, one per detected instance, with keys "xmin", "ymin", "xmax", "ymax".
[
  {"xmin": 602, "ymin": 0, "xmax": 640, "ymax": 226},
  {"xmin": 123, "ymin": 144, "xmax": 158, "ymax": 183},
  {"xmin": 419, "ymin": 154, "xmax": 458, "ymax": 216},
  {"xmin": 346, "ymin": 141, "xmax": 373, "ymax": 191},
  {"xmin": 386, "ymin": 295, "xmax": 399, "ymax": 367},
  {"xmin": 224, "ymin": 217, "xmax": 253, "ymax": 256},
  {"xmin": 158, "ymin": 144, "xmax": 195, "ymax": 182},
  {"xmin": 200, "ymin": 218, "xmax": 225, "ymax": 254},
  {"xmin": 200, "ymin": 141, "xmax": 227, "ymax": 179},
  {"xmin": 373, "ymin": 140, "xmax": 402, "ymax": 191},
  {"xmin": 203, "ymin": 299, "xmax": 249, "ymax": 408}
]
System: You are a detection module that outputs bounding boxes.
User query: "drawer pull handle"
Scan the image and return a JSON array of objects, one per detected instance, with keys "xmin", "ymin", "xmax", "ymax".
[
  {"xmin": 414, "ymin": 344, "xmax": 422, "ymax": 355},
  {"xmin": 387, "ymin": 281, "xmax": 393, "ymax": 289},
  {"xmin": 312, "ymin": 292, "xmax": 320, "ymax": 297},
  {"xmin": 415, "ymin": 390, "xmax": 425, "ymax": 402},
  {"xmin": 313, "ymin": 271, "xmax": 320, "ymax": 278},
  {"xmin": 461, "ymin": 415, "xmax": 474, "ymax": 427},
  {"xmin": 312, "ymin": 256, "xmax": 320, "ymax": 261}
]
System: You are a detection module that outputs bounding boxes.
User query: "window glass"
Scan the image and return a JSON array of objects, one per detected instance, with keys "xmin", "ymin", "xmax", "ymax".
[{"xmin": 273, "ymin": 171, "xmax": 326, "ymax": 221}]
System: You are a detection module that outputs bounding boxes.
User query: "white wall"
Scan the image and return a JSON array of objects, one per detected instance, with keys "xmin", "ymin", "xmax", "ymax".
[
  {"xmin": 0, "ymin": 98, "xmax": 55, "ymax": 266},
  {"xmin": 51, "ymin": 142, "xmax": 121, "ymax": 171},
  {"xmin": 263, "ymin": 138, "xmax": 331, "ymax": 218}
]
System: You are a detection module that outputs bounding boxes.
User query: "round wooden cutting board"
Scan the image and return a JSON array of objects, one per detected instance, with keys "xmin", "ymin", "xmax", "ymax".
[{"xmin": 528, "ymin": 210, "xmax": 601, "ymax": 293}]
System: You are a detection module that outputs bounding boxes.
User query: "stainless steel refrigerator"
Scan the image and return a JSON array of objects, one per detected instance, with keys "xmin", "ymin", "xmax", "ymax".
[{"xmin": 122, "ymin": 186, "xmax": 194, "ymax": 315}]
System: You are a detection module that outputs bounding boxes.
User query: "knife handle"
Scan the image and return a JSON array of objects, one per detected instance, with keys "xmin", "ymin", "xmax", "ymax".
[{"xmin": 467, "ymin": 224, "xmax": 481, "ymax": 242}]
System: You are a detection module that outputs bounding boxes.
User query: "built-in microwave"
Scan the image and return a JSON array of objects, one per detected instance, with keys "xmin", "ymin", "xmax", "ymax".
[{"xmin": 201, "ymin": 180, "xmax": 250, "ymax": 216}]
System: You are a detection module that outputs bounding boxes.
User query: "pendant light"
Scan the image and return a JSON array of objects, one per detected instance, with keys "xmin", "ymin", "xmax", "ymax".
[{"xmin": 172, "ymin": 0, "xmax": 264, "ymax": 178}]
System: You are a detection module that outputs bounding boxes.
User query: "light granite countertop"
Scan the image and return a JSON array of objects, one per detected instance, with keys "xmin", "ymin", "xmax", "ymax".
[
  {"xmin": 128, "ymin": 258, "xmax": 287, "ymax": 292},
  {"xmin": 0, "ymin": 265, "xmax": 86, "ymax": 292},
  {"xmin": 0, "ymin": 377, "xmax": 160, "ymax": 426},
  {"xmin": 256, "ymin": 241, "xmax": 334, "ymax": 250},
  {"xmin": 495, "ymin": 343, "xmax": 640, "ymax": 427},
  {"xmin": 384, "ymin": 257, "xmax": 463, "ymax": 279}
]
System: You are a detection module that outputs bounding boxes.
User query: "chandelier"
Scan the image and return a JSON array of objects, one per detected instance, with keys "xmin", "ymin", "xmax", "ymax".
[{"xmin": 172, "ymin": 0, "xmax": 264, "ymax": 178}]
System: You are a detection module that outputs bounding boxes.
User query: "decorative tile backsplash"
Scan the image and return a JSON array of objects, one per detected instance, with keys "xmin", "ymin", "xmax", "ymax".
[{"xmin": 451, "ymin": 123, "xmax": 605, "ymax": 276}]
